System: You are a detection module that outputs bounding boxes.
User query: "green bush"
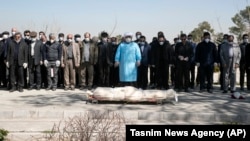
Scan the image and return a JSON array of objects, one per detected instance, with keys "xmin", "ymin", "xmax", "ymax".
[{"xmin": 0, "ymin": 129, "xmax": 8, "ymax": 141}]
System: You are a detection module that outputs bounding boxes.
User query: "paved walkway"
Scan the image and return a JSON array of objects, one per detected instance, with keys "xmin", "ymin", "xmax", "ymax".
[{"xmin": 0, "ymin": 85, "xmax": 249, "ymax": 140}]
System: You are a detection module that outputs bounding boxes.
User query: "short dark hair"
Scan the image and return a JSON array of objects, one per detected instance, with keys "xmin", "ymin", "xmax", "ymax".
[
  {"xmin": 39, "ymin": 31, "xmax": 45, "ymax": 35},
  {"xmin": 140, "ymin": 35, "xmax": 146, "ymax": 40},
  {"xmin": 188, "ymin": 34, "xmax": 192, "ymax": 38},
  {"xmin": 24, "ymin": 30, "xmax": 30, "ymax": 35},
  {"xmin": 203, "ymin": 32, "xmax": 210, "ymax": 37},
  {"xmin": 242, "ymin": 34, "xmax": 248, "ymax": 39},
  {"xmin": 228, "ymin": 35, "xmax": 234, "ymax": 39},
  {"xmin": 158, "ymin": 35, "xmax": 165, "ymax": 39},
  {"xmin": 58, "ymin": 33, "xmax": 64, "ymax": 37},
  {"xmin": 2, "ymin": 31, "xmax": 9, "ymax": 35},
  {"xmin": 180, "ymin": 34, "xmax": 187, "ymax": 38},
  {"xmin": 101, "ymin": 31, "xmax": 108, "ymax": 38},
  {"xmin": 74, "ymin": 34, "xmax": 81, "ymax": 38},
  {"xmin": 0, "ymin": 34, "xmax": 2, "ymax": 37}
]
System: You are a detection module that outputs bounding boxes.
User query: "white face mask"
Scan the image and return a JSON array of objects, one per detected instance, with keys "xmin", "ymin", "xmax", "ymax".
[
  {"xmin": 136, "ymin": 35, "xmax": 141, "ymax": 39},
  {"xmin": 125, "ymin": 37, "xmax": 132, "ymax": 43},
  {"xmin": 102, "ymin": 38, "xmax": 108, "ymax": 42},
  {"xmin": 205, "ymin": 39, "xmax": 210, "ymax": 43},
  {"xmin": 12, "ymin": 32, "xmax": 16, "ymax": 36},
  {"xmin": 39, "ymin": 35, "xmax": 42, "ymax": 39},
  {"xmin": 25, "ymin": 36, "xmax": 30, "ymax": 39},
  {"xmin": 0, "ymin": 38, "xmax": 2, "ymax": 41},
  {"xmin": 50, "ymin": 40, "xmax": 55, "ymax": 43},
  {"xmin": 85, "ymin": 38, "xmax": 90, "ymax": 42},
  {"xmin": 244, "ymin": 39, "xmax": 249, "ymax": 43},
  {"xmin": 31, "ymin": 38, "xmax": 36, "ymax": 42},
  {"xmin": 59, "ymin": 37, "xmax": 64, "ymax": 41},
  {"xmin": 159, "ymin": 41, "xmax": 164, "ymax": 45},
  {"xmin": 76, "ymin": 37, "xmax": 81, "ymax": 42},
  {"xmin": 177, "ymin": 39, "xmax": 181, "ymax": 43},
  {"xmin": 68, "ymin": 39, "xmax": 72, "ymax": 43},
  {"xmin": 3, "ymin": 34, "xmax": 9, "ymax": 39}
]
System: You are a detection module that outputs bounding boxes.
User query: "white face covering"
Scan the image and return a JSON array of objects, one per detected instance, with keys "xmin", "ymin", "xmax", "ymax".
[
  {"xmin": 125, "ymin": 37, "xmax": 132, "ymax": 43},
  {"xmin": 68, "ymin": 39, "xmax": 72, "ymax": 43},
  {"xmin": 31, "ymin": 38, "xmax": 36, "ymax": 42},
  {"xmin": 50, "ymin": 40, "xmax": 55, "ymax": 43},
  {"xmin": 244, "ymin": 39, "xmax": 249, "ymax": 43},
  {"xmin": 205, "ymin": 39, "xmax": 210, "ymax": 43},
  {"xmin": 59, "ymin": 37, "xmax": 64, "ymax": 41},
  {"xmin": 136, "ymin": 35, "xmax": 141, "ymax": 39},
  {"xmin": 3, "ymin": 34, "xmax": 9, "ymax": 39},
  {"xmin": 159, "ymin": 42, "xmax": 164, "ymax": 45},
  {"xmin": 85, "ymin": 38, "xmax": 90, "ymax": 42},
  {"xmin": 0, "ymin": 38, "xmax": 2, "ymax": 41},
  {"xmin": 76, "ymin": 37, "xmax": 81, "ymax": 42},
  {"xmin": 12, "ymin": 32, "xmax": 16, "ymax": 36}
]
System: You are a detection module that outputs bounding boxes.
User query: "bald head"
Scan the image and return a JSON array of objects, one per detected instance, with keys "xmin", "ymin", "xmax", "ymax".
[{"xmin": 67, "ymin": 34, "xmax": 73, "ymax": 39}]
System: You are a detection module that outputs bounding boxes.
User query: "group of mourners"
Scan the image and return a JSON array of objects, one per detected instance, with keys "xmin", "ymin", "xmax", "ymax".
[{"xmin": 0, "ymin": 28, "xmax": 249, "ymax": 94}]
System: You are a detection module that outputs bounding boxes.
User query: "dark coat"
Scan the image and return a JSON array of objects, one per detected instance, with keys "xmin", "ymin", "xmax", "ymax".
[
  {"xmin": 245, "ymin": 44, "xmax": 250, "ymax": 67},
  {"xmin": 7, "ymin": 39, "xmax": 28, "ymax": 66},
  {"xmin": 28, "ymin": 40, "xmax": 43, "ymax": 66},
  {"xmin": 175, "ymin": 41, "xmax": 193, "ymax": 64},
  {"xmin": 138, "ymin": 42, "xmax": 151, "ymax": 66},
  {"xmin": 151, "ymin": 41, "xmax": 173, "ymax": 66},
  {"xmin": 195, "ymin": 41, "xmax": 218, "ymax": 66}
]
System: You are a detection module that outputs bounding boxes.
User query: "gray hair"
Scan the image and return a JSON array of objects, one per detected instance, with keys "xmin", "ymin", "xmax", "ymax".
[{"xmin": 49, "ymin": 33, "xmax": 56, "ymax": 38}]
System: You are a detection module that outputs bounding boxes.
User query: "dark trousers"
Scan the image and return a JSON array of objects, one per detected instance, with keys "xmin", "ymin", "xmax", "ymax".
[
  {"xmin": 29, "ymin": 59, "xmax": 41, "ymax": 87},
  {"xmin": 120, "ymin": 81, "xmax": 136, "ymax": 87},
  {"xmin": 200, "ymin": 65, "xmax": 213, "ymax": 90},
  {"xmin": 170, "ymin": 66, "xmax": 175, "ymax": 86},
  {"xmin": 10, "ymin": 61, "xmax": 24, "ymax": 88},
  {"xmin": 109, "ymin": 66, "xmax": 119, "ymax": 87},
  {"xmin": 156, "ymin": 64, "xmax": 169, "ymax": 89},
  {"xmin": 137, "ymin": 65, "xmax": 148, "ymax": 89},
  {"xmin": 0, "ymin": 60, "xmax": 7, "ymax": 87},
  {"xmin": 23, "ymin": 68, "xmax": 28, "ymax": 88},
  {"xmin": 41, "ymin": 64, "xmax": 48, "ymax": 88},
  {"xmin": 189, "ymin": 63, "xmax": 195, "ymax": 87},
  {"xmin": 176, "ymin": 61, "xmax": 190, "ymax": 90},
  {"xmin": 219, "ymin": 65, "xmax": 224, "ymax": 90},
  {"xmin": 149, "ymin": 66, "xmax": 156, "ymax": 85},
  {"xmin": 93, "ymin": 64, "xmax": 98, "ymax": 87},
  {"xmin": 57, "ymin": 66, "xmax": 64, "ymax": 87},
  {"xmin": 98, "ymin": 62, "xmax": 110, "ymax": 86},
  {"xmin": 240, "ymin": 63, "xmax": 246, "ymax": 88},
  {"xmin": 47, "ymin": 61, "xmax": 59, "ymax": 88}
]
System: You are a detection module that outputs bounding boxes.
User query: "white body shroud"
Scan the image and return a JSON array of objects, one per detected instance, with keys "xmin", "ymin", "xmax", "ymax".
[{"xmin": 89, "ymin": 86, "xmax": 178, "ymax": 103}]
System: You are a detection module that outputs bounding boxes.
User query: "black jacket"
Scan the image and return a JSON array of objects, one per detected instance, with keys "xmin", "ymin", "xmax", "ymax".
[
  {"xmin": 195, "ymin": 41, "xmax": 218, "ymax": 66},
  {"xmin": 151, "ymin": 41, "xmax": 173, "ymax": 66},
  {"xmin": 245, "ymin": 44, "xmax": 250, "ymax": 67},
  {"xmin": 175, "ymin": 41, "xmax": 193, "ymax": 64},
  {"xmin": 6, "ymin": 39, "xmax": 28, "ymax": 66},
  {"xmin": 28, "ymin": 40, "xmax": 43, "ymax": 66}
]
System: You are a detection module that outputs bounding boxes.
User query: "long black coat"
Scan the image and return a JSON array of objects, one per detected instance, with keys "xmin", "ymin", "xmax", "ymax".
[
  {"xmin": 151, "ymin": 41, "xmax": 173, "ymax": 66},
  {"xmin": 7, "ymin": 39, "xmax": 28, "ymax": 66}
]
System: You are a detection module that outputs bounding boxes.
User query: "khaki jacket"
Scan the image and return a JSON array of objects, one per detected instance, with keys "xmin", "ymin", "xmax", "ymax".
[{"xmin": 61, "ymin": 42, "xmax": 80, "ymax": 67}]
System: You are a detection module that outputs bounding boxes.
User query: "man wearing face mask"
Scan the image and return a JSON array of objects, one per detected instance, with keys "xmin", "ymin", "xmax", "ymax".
[
  {"xmin": 109, "ymin": 37, "xmax": 119, "ymax": 87},
  {"xmin": 27, "ymin": 31, "xmax": 43, "ymax": 90},
  {"xmin": 39, "ymin": 31, "xmax": 45, "ymax": 41},
  {"xmin": 137, "ymin": 36, "xmax": 151, "ymax": 90},
  {"xmin": 74, "ymin": 34, "xmax": 83, "ymax": 88},
  {"xmin": 61, "ymin": 34, "xmax": 80, "ymax": 91},
  {"xmin": 97, "ymin": 31, "xmax": 112, "ymax": 87},
  {"xmin": 151, "ymin": 35, "xmax": 173, "ymax": 90},
  {"xmin": 43, "ymin": 33, "xmax": 62, "ymax": 91},
  {"xmin": 187, "ymin": 34, "xmax": 197, "ymax": 89},
  {"xmin": 57, "ymin": 33, "xmax": 65, "ymax": 88},
  {"xmin": 134, "ymin": 31, "xmax": 142, "ymax": 43},
  {"xmin": 148, "ymin": 37, "xmax": 158, "ymax": 89},
  {"xmin": 195, "ymin": 32, "xmax": 218, "ymax": 93},
  {"xmin": 115, "ymin": 32, "xmax": 141, "ymax": 87},
  {"xmin": 23, "ymin": 30, "xmax": 31, "ymax": 89},
  {"xmin": 40, "ymin": 33, "xmax": 48, "ymax": 88},
  {"xmin": 239, "ymin": 34, "xmax": 249, "ymax": 91},
  {"xmin": 220, "ymin": 35, "xmax": 241, "ymax": 93},
  {"xmin": 218, "ymin": 34, "xmax": 228, "ymax": 90},
  {"xmin": 6, "ymin": 32, "xmax": 28, "ymax": 92},
  {"xmin": 175, "ymin": 34, "xmax": 194, "ymax": 92},
  {"xmin": 79, "ymin": 32, "xmax": 98, "ymax": 90}
]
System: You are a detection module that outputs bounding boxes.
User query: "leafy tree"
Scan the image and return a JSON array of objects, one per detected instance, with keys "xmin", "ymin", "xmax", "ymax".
[
  {"xmin": 229, "ymin": 6, "xmax": 250, "ymax": 42},
  {"xmin": 189, "ymin": 21, "xmax": 215, "ymax": 43}
]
